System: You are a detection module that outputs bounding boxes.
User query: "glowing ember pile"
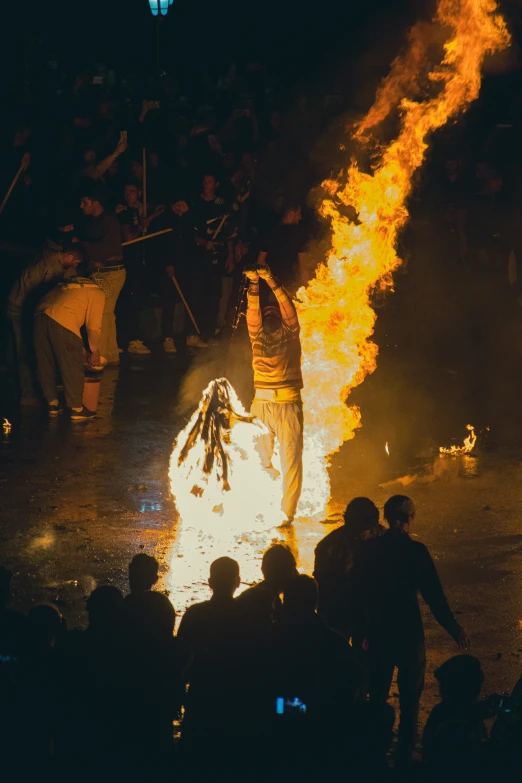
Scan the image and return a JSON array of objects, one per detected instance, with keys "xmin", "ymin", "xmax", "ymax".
[
  {"xmin": 296, "ymin": 0, "xmax": 510, "ymax": 516},
  {"xmin": 440, "ymin": 424, "xmax": 477, "ymax": 455}
]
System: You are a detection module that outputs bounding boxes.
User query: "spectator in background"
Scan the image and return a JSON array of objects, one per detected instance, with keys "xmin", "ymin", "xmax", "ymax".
[
  {"xmin": 125, "ymin": 553, "xmax": 160, "ymax": 611},
  {"xmin": 193, "ymin": 172, "xmax": 236, "ymax": 341},
  {"xmin": 360, "ymin": 495, "xmax": 470, "ymax": 771},
  {"xmin": 258, "ymin": 202, "xmax": 308, "ymax": 292},
  {"xmin": 73, "ymin": 180, "xmax": 125, "ymax": 364},
  {"xmin": 7, "ymin": 243, "xmax": 85, "ymax": 405},
  {"xmin": 34, "ymin": 274, "xmax": 106, "ymax": 418},
  {"xmin": 116, "ymin": 181, "xmax": 164, "ymax": 355},
  {"xmin": 177, "ymin": 557, "xmax": 245, "ymax": 748},
  {"xmin": 237, "ymin": 543, "xmax": 298, "ymax": 624},
  {"xmin": 75, "ymin": 135, "xmax": 128, "ymax": 182},
  {"xmin": 314, "ymin": 497, "xmax": 381, "ymax": 643}
]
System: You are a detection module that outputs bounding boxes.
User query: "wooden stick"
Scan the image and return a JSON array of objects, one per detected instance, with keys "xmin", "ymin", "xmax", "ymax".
[
  {"xmin": 142, "ymin": 147, "xmax": 147, "ymax": 219},
  {"xmin": 212, "ymin": 213, "xmax": 229, "ymax": 240},
  {"xmin": 170, "ymin": 272, "xmax": 201, "ymax": 335},
  {"xmin": 0, "ymin": 163, "xmax": 24, "ymax": 216},
  {"xmin": 122, "ymin": 228, "xmax": 173, "ymax": 246}
]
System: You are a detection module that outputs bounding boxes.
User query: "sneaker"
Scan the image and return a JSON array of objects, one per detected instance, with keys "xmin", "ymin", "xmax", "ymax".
[
  {"xmin": 163, "ymin": 337, "xmax": 177, "ymax": 354},
  {"xmin": 186, "ymin": 334, "xmax": 209, "ymax": 349},
  {"xmin": 70, "ymin": 406, "xmax": 96, "ymax": 420},
  {"xmin": 48, "ymin": 403, "xmax": 63, "ymax": 415},
  {"xmin": 128, "ymin": 340, "xmax": 151, "ymax": 355}
]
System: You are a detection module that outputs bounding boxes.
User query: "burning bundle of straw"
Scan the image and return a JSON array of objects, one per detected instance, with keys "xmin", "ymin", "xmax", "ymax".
[{"xmin": 173, "ymin": 378, "xmax": 260, "ymax": 498}]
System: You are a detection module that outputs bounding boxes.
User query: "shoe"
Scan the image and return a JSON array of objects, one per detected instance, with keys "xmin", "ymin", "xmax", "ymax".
[
  {"xmin": 48, "ymin": 403, "xmax": 63, "ymax": 415},
  {"xmin": 163, "ymin": 337, "xmax": 177, "ymax": 354},
  {"xmin": 186, "ymin": 335, "xmax": 209, "ymax": 349},
  {"xmin": 70, "ymin": 406, "xmax": 96, "ymax": 420},
  {"xmin": 128, "ymin": 340, "xmax": 151, "ymax": 355}
]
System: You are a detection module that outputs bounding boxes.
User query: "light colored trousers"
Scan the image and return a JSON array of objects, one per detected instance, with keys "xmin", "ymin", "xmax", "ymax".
[
  {"xmin": 250, "ymin": 400, "xmax": 304, "ymax": 520},
  {"xmin": 98, "ymin": 268, "xmax": 126, "ymax": 362}
]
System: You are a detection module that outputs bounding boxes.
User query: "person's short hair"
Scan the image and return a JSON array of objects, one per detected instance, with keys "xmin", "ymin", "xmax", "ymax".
[
  {"xmin": 209, "ymin": 556, "xmax": 240, "ymax": 593},
  {"xmin": 202, "ymin": 171, "xmax": 219, "ymax": 183},
  {"xmin": 261, "ymin": 544, "xmax": 296, "ymax": 584},
  {"xmin": 435, "ymin": 655, "xmax": 484, "ymax": 704},
  {"xmin": 283, "ymin": 574, "xmax": 318, "ymax": 613},
  {"xmin": 123, "ymin": 179, "xmax": 141, "ymax": 192},
  {"xmin": 62, "ymin": 242, "xmax": 86, "ymax": 264},
  {"xmin": 77, "ymin": 178, "xmax": 106, "ymax": 204},
  {"xmin": 383, "ymin": 495, "xmax": 416, "ymax": 526},
  {"xmin": 343, "ymin": 497, "xmax": 380, "ymax": 536},
  {"xmin": 129, "ymin": 553, "xmax": 159, "ymax": 591},
  {"xmin": 86, "ymin": 585, "xmax": 125, "ymax": 623},
  {"xmin": 28, "ymin": 603, "xmax": 62, "ymax": 641}
]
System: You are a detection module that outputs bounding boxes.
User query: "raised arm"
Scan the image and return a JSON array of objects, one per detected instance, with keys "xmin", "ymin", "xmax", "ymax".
[
  {"xmin": 258, "ymin": 266, "xmax": 299, "ymax": 332},
  {"xmin": 245, "ymin": 269, "xmax": 262, "ymax": 339}
]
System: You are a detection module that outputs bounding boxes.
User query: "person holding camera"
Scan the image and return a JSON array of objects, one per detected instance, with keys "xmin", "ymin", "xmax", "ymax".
[{"xmin": 244, "ymin": 264, "xmax": 303, "ymax": 526}]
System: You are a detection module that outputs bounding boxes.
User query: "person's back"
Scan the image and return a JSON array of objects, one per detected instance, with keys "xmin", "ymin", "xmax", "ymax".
[
  {"xmin": 360, "ymin": 496, "xmax": 469, "ymax": 771},
  {"xmin": 36, "ymin": 279, "xmax": 105, "ymax": 337},
  {"xmin": 314, "ymin": 497, "xmax": 380, "ymax": 640},
  {"xmin": 178, "ymin": 558, "xmax": 266, "ymax": 751}
]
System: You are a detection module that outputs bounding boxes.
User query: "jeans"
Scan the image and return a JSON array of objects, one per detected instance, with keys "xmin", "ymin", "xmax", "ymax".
[
  {"xmin": 97, "ymin": 267, "xmax": 126, "ymax": 362},
  {"xmin": 250, "ymin": 399, "xmax": 304, "ymax": 519},
  {"xmin": 34, "ymin": 313, "xmax": 84, "ymax": 409}
]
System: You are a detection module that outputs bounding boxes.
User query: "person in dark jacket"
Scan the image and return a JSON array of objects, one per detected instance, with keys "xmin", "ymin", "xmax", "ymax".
[
  {"xmin": 360, "ymin": 495, "xmax": 470, "ymax": 770},
  {"xmin": 313, "ymin": 497, "xmax": 381, "ymax": 642}
]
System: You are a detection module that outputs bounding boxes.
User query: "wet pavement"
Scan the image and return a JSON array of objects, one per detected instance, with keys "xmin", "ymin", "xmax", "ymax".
[{"xmin": 1, "ymin": 332, "xmax": 522, "ymax": 727}]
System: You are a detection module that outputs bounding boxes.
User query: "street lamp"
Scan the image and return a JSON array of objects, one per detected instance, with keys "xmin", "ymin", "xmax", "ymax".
[
  {"xmin": 148, "ymin": 0, "xmax": 170, "ymax": 15},
  {"xmin": 148, "ymin": 0, "xmax": 173, "ymax": 70}
]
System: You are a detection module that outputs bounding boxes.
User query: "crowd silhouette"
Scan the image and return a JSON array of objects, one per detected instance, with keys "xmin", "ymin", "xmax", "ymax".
[{"xmin": 2, "ymin": 496, "xmax": 521, "ymax": 782}]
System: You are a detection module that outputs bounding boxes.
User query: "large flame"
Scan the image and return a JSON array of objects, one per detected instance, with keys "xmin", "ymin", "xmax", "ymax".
[
  {"xmin": 167, "ymin": 0, "xmax": 509, "ymax": 609},
  {"xmin": 297, "ymin": 0, "xmax": 509, "ymax": 516}
]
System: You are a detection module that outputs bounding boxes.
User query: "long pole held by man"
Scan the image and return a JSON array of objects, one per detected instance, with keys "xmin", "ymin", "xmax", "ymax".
[{"xmin": 244, "ymin": 264, "xmax": 304, "ymax": 526}]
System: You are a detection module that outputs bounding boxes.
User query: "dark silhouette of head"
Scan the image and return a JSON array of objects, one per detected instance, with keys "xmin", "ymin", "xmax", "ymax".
[
  {"xmin": 127, "ymin": 591, "xmax": 175, "ymax": 643},
  {"xmin": 0, "ymin": 567, "xmax": 13, "ymax": 608},
  {"xmin": 261, "ymin": 544, "xmax": 297, "ymax": 594},
  {"xmin": 28, "ymin": 603, "xmax": 62, "ymax": 648},
  {"xmin": 435, "ymin": 655, "xmax": 484, "ymax": 705},
  {"xmin": 384, "ymin": 495, "xmax": 416, "ymax": 532},
  {"xmin": 283, "ymin": 574, "xmax": 318, "ymax": 618},
  {"xmin": 344, "ymin": 497, "xmax": 380, "ymax": 539},
  {"xmin": 129, "ymin": 553, "xmax": 160, "ymax": 593},
  {"xmin": 209, "ymin": 557, "xmax": 240, "ymax": 598},
  {"xmin": 86, "ymin": 585, "xmax": 125, "ymax": 634}
]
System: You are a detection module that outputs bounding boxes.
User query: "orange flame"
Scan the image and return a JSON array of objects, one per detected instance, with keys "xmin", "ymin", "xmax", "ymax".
[
  {"xmin": 440, "ymin": 424, "xmax": 477, "ymax": 455},
  {"xmin": 297, "ymin": 0, "xmax": 509, "ymax": 516}
]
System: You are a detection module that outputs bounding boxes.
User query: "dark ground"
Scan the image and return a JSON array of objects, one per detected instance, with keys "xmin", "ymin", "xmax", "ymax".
[{"xmin": 1, "ymin": 301, "xmax": 522, "ymax": 729}]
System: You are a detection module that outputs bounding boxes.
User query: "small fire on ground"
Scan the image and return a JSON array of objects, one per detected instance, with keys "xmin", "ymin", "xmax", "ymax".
[{"xmin": 440, "ymin": 424, "xmax": 477, "ymax": 456}]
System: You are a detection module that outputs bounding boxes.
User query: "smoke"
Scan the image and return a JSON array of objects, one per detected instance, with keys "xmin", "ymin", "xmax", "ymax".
[{"xmin": 175, "ymin": 337, "xmax": 254, "ymax": 421}]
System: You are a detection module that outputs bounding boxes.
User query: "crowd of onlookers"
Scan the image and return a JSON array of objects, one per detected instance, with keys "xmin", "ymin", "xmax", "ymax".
[
  {"xmin": 1, "ymin": 494, "xmax": 521, "ymax": 781},
  {"xmin": 2, "ymin": 54, "xmax": 522, "ymax": 416}
]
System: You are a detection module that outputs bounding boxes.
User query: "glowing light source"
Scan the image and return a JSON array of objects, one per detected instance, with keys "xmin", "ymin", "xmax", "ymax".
[
  {"xmin": 149, "ymin": 0, "xmax": 171, "ymax": 16},
  {"xmin": 2, "ymin": 418, "xmax": 11, "ymax": 434},
  {"xmin": 440, "ymin": 424, "xmax": 477, "ymax": 456},
  {"xmin": 385, "ymin": 442, "xmax": 390, "ymax": 456}
]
